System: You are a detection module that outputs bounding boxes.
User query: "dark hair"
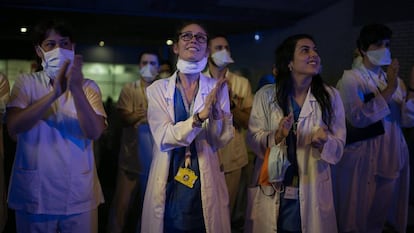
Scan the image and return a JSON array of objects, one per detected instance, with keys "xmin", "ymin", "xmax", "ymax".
[
  {"xmin": 32, "ymin": 19, "xmax": 74, "ymax": 71},
  {"xmin": 174, "ymin": 21, "xmax": 209, "ymax": 43},
  {"xmin": 274, "ymin": 34, "xmax": 334, "ymax": 130},
  {"xmin": 357, "ymin": 24, "xmax": 392, "ymax": 53},
  {"xmin": 32, "ymin": 19, "xmax": 74, "ymax": 46},
  {"xmin": 138, "ymin": 50, "xmax": 161, "ymax": 64},
  {"xmin": 207, "ymin": 34, "xmax": 228, "ymax": 45}
]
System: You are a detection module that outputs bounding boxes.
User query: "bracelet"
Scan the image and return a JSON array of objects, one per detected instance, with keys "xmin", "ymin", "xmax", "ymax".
[
  {"xmin": 192, "ymin": 113, "xmax": 203, "ymax": 128},
  {"xmin": 408, "ymin": 86, "xmax": 414, "ymax": 92},
  {"xmin": 196, "ymin": 112, "xmax": 205, "ymax": 123}
]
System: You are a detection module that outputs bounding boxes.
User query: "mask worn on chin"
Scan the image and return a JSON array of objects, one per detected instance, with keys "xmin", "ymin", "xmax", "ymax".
[
  {"xmin": 366, "ymin": 48, "xmax": 391, "ymax": 66},
  {"xmin": 139, "ymin": 64, "xmax": 158, "ymax": 82},
  {"xmin": 41, "ymin": 47, "xmax": 75, "ymax": 79},
  {"xmin": 176, "ymin": 57, "xmax": 207, "ymax": 74},
  {"xmin": 211, "ymin": 49, "xmax": 234, "ymax": 68}
]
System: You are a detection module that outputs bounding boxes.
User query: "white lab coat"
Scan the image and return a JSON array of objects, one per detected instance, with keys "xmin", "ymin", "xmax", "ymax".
[
  {"xmin": 334, "ymin": 67, "xmax": 414, "ymax": 233},
  {"xmin": 246, "ymin": 84, "xmax": 346, "ymax": 233},
  {"xmin": 141, "ymin": 72, "xmax": 234, "ymax": 233}
]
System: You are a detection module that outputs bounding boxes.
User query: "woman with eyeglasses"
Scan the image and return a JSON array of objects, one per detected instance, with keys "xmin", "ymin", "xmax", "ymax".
[
  {"xmin": 141, "ymin": 22, "xmax": 234, "ymax": 233},
  {"xmin": 246, "ymin": 34, "xmax": 346, "ymax": 233}
]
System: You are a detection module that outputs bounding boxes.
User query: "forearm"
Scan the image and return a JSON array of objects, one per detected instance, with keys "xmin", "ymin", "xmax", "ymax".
[
  {"xmin": 71, "ymin": 86, "xmax": 105, "ymax": 139},
  {"xmin": 119, "ymin": 109, "xmax": 145, "ymax": 127},
  {"xmin": 7, "ymin": 91, "xmax": 57, "ymax": 134}
]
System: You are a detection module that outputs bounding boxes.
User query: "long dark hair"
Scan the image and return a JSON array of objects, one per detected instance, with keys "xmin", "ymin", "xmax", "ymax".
[{"xmin": 274, "ymin": 34, "xmax": 334, "ymax": 129}]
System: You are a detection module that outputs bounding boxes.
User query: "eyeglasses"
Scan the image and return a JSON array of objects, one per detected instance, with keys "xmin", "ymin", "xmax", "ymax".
[{"xmin": 178, "ymin": 32, "xmax": 208, "ymax": 43}]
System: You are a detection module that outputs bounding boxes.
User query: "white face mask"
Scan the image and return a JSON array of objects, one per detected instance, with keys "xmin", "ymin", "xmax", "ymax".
[
  {"xmin": 40, "ymin": 47, "xmax": 75, "ymax": 79},
  {"xmin": 139, "ymin": 64, "xmax": 158, "ymax": 83},
  {"xmin": 267, "ymin": 145, "xmax": 290, "ymax": 183},
  {"xmin": 211, "ymin": 49, "xmax": 234, "ymax": 69},
  {"xmin": 176, "ymin": 57, "xmax": 208, "ymax": 74},
  {"xmin": 366, "ymin": 48, "xmax": 391, "ymax": 66}
]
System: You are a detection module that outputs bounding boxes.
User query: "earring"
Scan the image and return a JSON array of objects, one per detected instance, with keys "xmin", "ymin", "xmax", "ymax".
[{"xmin": 288, "ymin": 65, "xmax": 293, "ymax": 71}]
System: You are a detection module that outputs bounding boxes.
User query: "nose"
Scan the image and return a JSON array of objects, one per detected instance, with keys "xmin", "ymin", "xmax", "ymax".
[{"xmin": 310, "ymin": 49, "xmax": 319, "ymax": 57}]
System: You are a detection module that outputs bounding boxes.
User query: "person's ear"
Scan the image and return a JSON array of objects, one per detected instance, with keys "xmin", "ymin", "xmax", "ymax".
[
  {"xmin": 173, "ymin": 43, "xmax": 179, "ymax": 55},
  {"xmin": 272, "ymin": 65, "xmax": 278, "ymax": 77}
]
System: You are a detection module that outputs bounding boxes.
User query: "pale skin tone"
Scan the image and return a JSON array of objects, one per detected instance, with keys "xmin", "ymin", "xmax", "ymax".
[
  {"xmin": 173, "ymin": 23, "xmax": 226, "ymax": 121},
  {"xmin": 118, "ymin": 53, "xmax": 159, "ymax": 127},
  {"xmin": 274, "ymin": 38, "xmax": 328, "ymax": 152},
  {"xmin": 7, "ymin": 30, "xmax": 105, "ymax": 140},
  {"xmin": 207, "ymin": 36, "xmax": 251, "ymax": 128},
  {"xmin": 361, "ymin": 39, "xmax": 414, "ymax": 101}
]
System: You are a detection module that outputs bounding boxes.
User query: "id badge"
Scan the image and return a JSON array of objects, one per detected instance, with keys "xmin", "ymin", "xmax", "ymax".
[
  {"xmin": 174, "ymin": 167, "xmax": 198, "ymax": 188},
  {"xmin": 284, "ymin": 186, "xmax": 299, "ymax": 200}
]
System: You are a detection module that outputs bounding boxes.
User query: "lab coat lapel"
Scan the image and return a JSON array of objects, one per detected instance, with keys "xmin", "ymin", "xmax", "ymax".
[
  {"xmin": 297, "ymin": 89, "xmax": 317, "ymax": 145},
  {"xmin": 165, "ymin": 72, "xmax": 178, "ymax": 120},
  {"xmin": 299, "ymin": 88, "xmax": 316, "ymax": 120},
  {"xmin": 193, "ymin": 74, "xmax": 210, "ymax": 114}
]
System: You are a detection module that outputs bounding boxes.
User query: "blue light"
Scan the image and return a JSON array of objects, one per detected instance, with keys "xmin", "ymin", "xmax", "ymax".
[{"xmin": 254, "ymin": 33, "xmax": 260, "ymax": 41}]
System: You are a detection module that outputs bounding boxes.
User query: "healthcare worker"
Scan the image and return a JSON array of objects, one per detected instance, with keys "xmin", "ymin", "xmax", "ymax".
[
  {"xmin": 335, "ymin": 23, "xmax": 414, "ymax": 233},
  {"xmin": 7, "ymin": 19, "xmax": 106, "ymax": 233},
  {"xmin": 246, "ymin": 34, "xmax": 346, "ymax": 233},
  {"xmin": 141, "ymin": 22, "xmax": 234, "ymax": 233}
]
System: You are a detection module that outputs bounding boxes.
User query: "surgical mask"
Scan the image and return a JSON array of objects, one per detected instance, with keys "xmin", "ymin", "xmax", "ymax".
[
  {"xmin": 211, "ymin": 49, "xmax": 234, "ymax": 68},
  {"xmin": 176, "ymin": 57, "xmax": 207, "ymax": 74},
  {"xmin": 159, "ymin": 71, "xmax": 171, "ymax": 79},
  {"xmin": 139, "ymin": 64, "xmax": 158, "ymax": 82},
  {"xmin": 40, "ymin": 47, "xmax": 75, "ymax": 79},
  {"xmin": 366, "ymin": 48, "xmax": 391, "ymax": 66},
  {"xmin": 267, "ymin": 145, "xmax": 290, "ymax": 183}
]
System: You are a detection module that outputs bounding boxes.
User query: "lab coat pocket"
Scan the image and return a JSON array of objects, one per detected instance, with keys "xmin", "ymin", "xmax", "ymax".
[{"xmin": 245, "ymin": 185, "xmax": 278, "ymax": 233}]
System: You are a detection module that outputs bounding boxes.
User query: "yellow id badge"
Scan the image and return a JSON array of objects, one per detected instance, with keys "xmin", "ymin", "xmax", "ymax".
[{"xmin": 174, "ymin": 167, "xmax": 198, "ymax": 188}]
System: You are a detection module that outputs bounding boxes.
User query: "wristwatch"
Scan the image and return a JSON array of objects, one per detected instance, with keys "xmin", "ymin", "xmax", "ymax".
[{"xmin": 192, "ymin": 113, "xmax": 204, "ymax": 128}]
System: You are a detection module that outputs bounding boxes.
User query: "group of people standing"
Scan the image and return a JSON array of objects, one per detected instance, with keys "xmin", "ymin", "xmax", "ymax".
[{"xmin": 0, "ymin": 17, "xmax": 412, "ymax": 233}]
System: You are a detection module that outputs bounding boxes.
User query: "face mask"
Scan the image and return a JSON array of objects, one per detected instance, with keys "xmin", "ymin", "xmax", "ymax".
[
  {"xmin": 211, "ymin": 49, "xmax": 234, "ymax": 68},
  {"xmin": 159, "ymin": 71, "xmax": 171, "ymax": 79},
  {"xmin": 139, "ymin": 64, "xmax": 158, "ymax": 82},
  {"xmin": 176, "ymin": 57, "xmax": 207, "ymax": 74},
  {"xmin": 366, "ymin": 48, "xmax": 391, "ymax": 66},
  {"xmin": 267, "ymin": 145, "xmax": 290, "ymax": 183},
  {"xmin": 40, "ymin": 47, "xmax": 75, "ymax": 79}
]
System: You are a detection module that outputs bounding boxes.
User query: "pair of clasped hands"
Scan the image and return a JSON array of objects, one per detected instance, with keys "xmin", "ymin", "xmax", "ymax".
[
  {"xmin": 52, "ymin": 55, "xmax": 84, "ymax": 98},
  {"xmin": 275, "ymin": 112, "xmax": 328, "ymax": 153},
  {"xmin": 197, "ymin": 76, "xmax": 229, "ymax": 122}
]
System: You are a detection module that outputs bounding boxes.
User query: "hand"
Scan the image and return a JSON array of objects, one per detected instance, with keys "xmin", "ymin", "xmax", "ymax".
[
  {"xmin": 53, "ymin": 60, "xmax": 70, "ymax": 98},
  {"xmin": 68, "ymin": 55, "xmax": 84, "ymax": 91},
  {"xmin": 198, "ymin": 77, "xmax": 228, "ymax": 120},
  {"xmin": 274, "ymin": 113, "xmax": 294, "ymax": 144},
  {"xmin": 135, "ymin": 108, "xmax": 147, "ymax": 122},
  {"xmin": 311, "ymin": 126, "xmax": 328, "ymax": 152},
  {"xmin": 386, "ymin": 59, "xmax": 399, "ymax": 91}
]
